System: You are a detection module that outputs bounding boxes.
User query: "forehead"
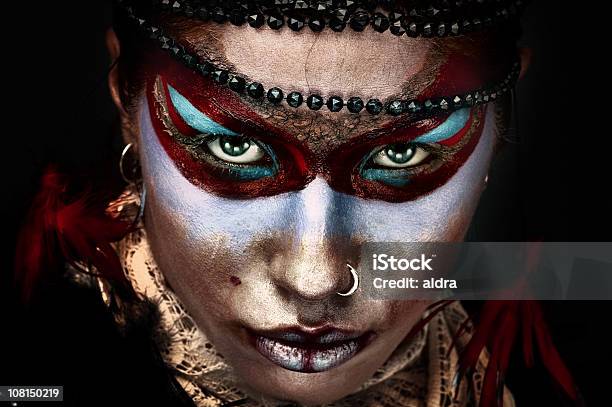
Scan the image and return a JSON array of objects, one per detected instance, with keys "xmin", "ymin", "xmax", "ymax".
[
  {"xmin": 164, "ymin": 18, "xmax": 445, "ymax": 97},
  {"xmin": 220, "ymin": 28, "xmax": 433, "ymax": 100},
  {"xmin": 151, "ymin": 17, "xmax": 504, "ymax": 144}
]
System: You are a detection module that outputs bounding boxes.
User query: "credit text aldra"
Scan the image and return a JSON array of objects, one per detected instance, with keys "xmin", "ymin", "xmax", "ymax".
[{"xmin": 371, "ymin": 253, "xmax": 457, "ymax": 290}]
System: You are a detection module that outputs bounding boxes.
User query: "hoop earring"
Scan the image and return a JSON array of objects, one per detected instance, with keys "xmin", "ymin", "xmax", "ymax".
[
  {"xmin": 119, "ymin": 143, "xmax": 141, "ymax": 184},
  {"xmin": 337, "ymin": 264, "xmax": 359, "ymax": 297},
  {"xmin": 117, "ymin": 143, "xmax": 145, "ymax": 226}
]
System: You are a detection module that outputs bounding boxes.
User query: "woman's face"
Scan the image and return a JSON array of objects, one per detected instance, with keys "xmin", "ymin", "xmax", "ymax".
[{"xmin": 117, "ymin": 20, "xmax": 508, "ymax": 404}]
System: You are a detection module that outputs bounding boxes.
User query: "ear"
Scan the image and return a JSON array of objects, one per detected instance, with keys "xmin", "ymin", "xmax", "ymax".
[
  {"xmin": 106, "ymin": 28, "xmax": 138, "ymax": 145},
  {"xmin": 518, "ymin": 47, "xmax": 532, "ymax": 80}
]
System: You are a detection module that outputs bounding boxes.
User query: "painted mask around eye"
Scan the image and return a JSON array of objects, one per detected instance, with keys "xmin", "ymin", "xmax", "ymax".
[{"xmin": 157, "ymin": 79, "xmax": 483, "ymax": 203}]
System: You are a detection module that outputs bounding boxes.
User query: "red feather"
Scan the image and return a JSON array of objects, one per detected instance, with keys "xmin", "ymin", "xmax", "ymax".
[
  {"xmin": 451, "ymin": 243, "xmax": 578, "ymax": 405},
  {"xmin": 14, "ymin": 167, "xmax": 134, "ymax": 301}
]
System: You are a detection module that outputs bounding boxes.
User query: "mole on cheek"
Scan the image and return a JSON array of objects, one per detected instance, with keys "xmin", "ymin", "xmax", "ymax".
[{"xmin": 230, "ymin": 276, "xmax": 242, "ymax": 286}]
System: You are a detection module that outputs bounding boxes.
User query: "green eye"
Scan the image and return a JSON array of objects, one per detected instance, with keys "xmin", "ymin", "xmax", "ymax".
[
  {"xmin": 373, "ymin": 142, "xmax": 430, "ymax": 168},
  {"xmin": 220, "ymin": 136, "xmax": 252, "ymax": 156},
  {"xmin": 207, "ymin": 135, "xmax": 265, "ymax": 164}
]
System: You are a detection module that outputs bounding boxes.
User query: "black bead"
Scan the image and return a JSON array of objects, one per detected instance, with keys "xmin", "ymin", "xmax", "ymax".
[
  {"xmin": 472, "ymin": 18, "xmax": 482, "ymax": 32},
  {"xmin": 365, "ymin": 99, "xmax": 383, "ymax": 115},
  {"xmin": 267, "ymin": 14, "xmax": 284, "ymax": 30},
  {"xmin": 197, "ymin": 61, "xmax": 214, "ymax": 76},
  {"xmin": 388, "ymin": 11, "xmax": 403, "ymax": 22},
  {"xmin": 452, "ymin": 95, "xmax": 463, "ymax": 108},
  {"xmin": 347, "ymin": 97, "xmax": 364, "ymax": 113},
  {"xmin": 229, "ymin": 10, "xmax": 245, "ymax": 26},
  {"xmin": 314, "ymin": 1, "xmax": 328, "ymax": 12},
  {"xmin": 372, "ymin": 13, "xmax": 389, "ymax": 32},
  {"xmin": 327, "ymin": 96, "xmax": 344, "ymax": 112},
  {"xmin": 228, "ymin": 76, "xmax": 246, "ymax": 92},
  {"xmin": 439, "ymin": 98, "xmax": 450, "ymax": 110},
  {"xmin": 212, "ymin": 7, "xmax": 226, "ymax": 23},
  {"xmin": 350, "ymin": 10, "xmax": 369, "ymax": 31},
  {"xmin": 197, "ymin": 7, "xmax": 209, "ymax": 21},
  {"xmin": 285, "ymin": 91, "xmax": 302, "ymax": 108},
  {"xmin": 170, "ymin": 44, "xmax": 185, "ymax": 59},
  {"xmin": 294, "ymin": 0, "xmax": 309, "ymax": 9},
  {"xmin": 136, "ymin": 18, "xmax": 147, "ymax": 31},
  {"xmin": 422, "ymin": 22, "xmax": 434, "ymax": 37},
  {"xmin": 423, "ymin": 99, "xmax": 437, "ymax": 111},
  {"xmin": 171, "ymin": 1, "xmax": 182, "ymax": 13},
  {"xmin": 436, "ymin": 22, "xmax": 447, "ymax": 36},
  {"xmin": 159, "ymin": 0, "xmax": 171, "ymax": 11},
  {"xmin": 288, "ymin": 17, "xmax": 305, "ymax": 31},
  {"xmin": 474, "ymin": 91, "xmax": 483, "ymax": 104},
  {"xmin": 408, "ymin": 8, "xmax": 421, "ymax": 19},
  {"xmin": 159, "ymin": 36, "xmax": 174, "ymax": 50},
  {"xmin": 389, "ymin": 19, "xmax": 405, "ymax": 36},
  {"xmin": 211, "ymin": 70, "xmax": 229, "ymax": 84},
  {"xmin": 267, "ymin": 87, "xmax": 284, "ymax": 104},
  {"xmin": 334, "ymin": 8, "xmax": 349, "ymax": 22},
  {"xmin": 450, "ymin": 22, "xmax": 460, "ymax": 35},
  {"xmin": 306, "ymin": 94, "xmax": 324, "ymax": 110},
  {"xmin": 308, "ymin": 17, "xmax": 325, "ymax": 32},
  {"xmin": 332, "ymin": 8, "xmax": 350, "ymax": 23},
  {"xmin": 406, "ymin": 21, "xmax": 420, "ymax": 37},
  {"xmin": 426, "ymin": 5, "xmax": 440, "ymax": 18},
  {"xmin": 329, "ymin": 18, "xmax": 346, "ymax": 32},
  {"xmin": 387, "ymin": 100, "xmax": 404, "ymax": 116},
  {"xmin": 147, "ymin": 26, "xmax": 161, "ymax": 40},
  {"xmin": 464, "ymin": 93, "xmax": 474, "ymax": 106},
  {"xmin": 182, "ymin": 53, "xmax": 197, "ymax": 68},
  {"xmin": 247, "ymin": 13, "xmax": 264, "ymax": 28},
  {"xmin": 406, "ymin": 100, "xmax": 423, "ymax": 114},
  {"xmin": 183, "ymin": 5, "xmax": 194, "ymax": 17},
  {"xmin": 246, "ymin": 82, "xmax": 264, "ymax": 98}
]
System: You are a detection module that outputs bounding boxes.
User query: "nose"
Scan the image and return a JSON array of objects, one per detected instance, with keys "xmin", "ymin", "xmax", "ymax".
[{"xmin": 271, "ymin": 178, "xmax": 356, "ymax": 301}]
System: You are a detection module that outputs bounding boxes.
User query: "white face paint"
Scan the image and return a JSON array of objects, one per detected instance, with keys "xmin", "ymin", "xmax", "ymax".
[{"xmin": 137, "ymin": 94, "xmax": 496, "ymax": 403}]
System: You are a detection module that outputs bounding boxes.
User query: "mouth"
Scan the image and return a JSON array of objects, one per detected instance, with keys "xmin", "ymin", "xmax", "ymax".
[{"xmin": 249, "ymin": 327, "xmax": 374, "ymax": 373}]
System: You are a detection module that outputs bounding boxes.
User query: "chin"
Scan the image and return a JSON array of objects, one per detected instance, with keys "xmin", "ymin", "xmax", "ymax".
[{"xmin": 236, "ymin": 359, "xmax": 377, "ymax": 405}]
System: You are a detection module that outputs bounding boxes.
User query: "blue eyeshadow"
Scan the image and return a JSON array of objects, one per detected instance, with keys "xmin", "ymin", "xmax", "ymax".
[
  {"xmin": 413, "ymin": 108, "xmax": 470, "ymax": 144},
  {"xmin": 168, "ymin": 84, "xmax": 238, "ymax": 136}
]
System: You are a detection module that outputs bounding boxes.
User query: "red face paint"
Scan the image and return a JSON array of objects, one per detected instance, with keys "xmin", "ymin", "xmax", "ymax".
[{"xmin": 145, "ymin": 48, "xmax": 492, "ymax": 202}]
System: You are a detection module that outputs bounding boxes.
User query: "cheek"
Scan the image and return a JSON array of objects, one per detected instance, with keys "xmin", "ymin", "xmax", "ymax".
[
  {"xmin": 139, "ymin": 97, "xmax": 293, "ymax": 245},
  {"xmin": 138, "ymin": 98, "xmax": 293, "ymax": 312}
]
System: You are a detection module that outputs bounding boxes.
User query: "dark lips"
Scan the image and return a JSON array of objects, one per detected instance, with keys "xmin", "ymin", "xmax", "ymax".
[{"xmin": 249, "ymin": 327, "xmax": 374, "ymax": 373}]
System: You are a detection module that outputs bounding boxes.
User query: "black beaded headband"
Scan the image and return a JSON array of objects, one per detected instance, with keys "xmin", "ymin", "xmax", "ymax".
[
  {"xmin": 122, "ymin": 0, "xmax": 528, "ymax": 37},
  {"xmin": 116, "ymin": 0, "xmax": 521, "ymax": 116}
]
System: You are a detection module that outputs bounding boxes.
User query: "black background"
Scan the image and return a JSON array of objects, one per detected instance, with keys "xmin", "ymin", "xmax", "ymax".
[{"xmin": 2, "ymin": 1, "xmax": 611, "ymax": 406}]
